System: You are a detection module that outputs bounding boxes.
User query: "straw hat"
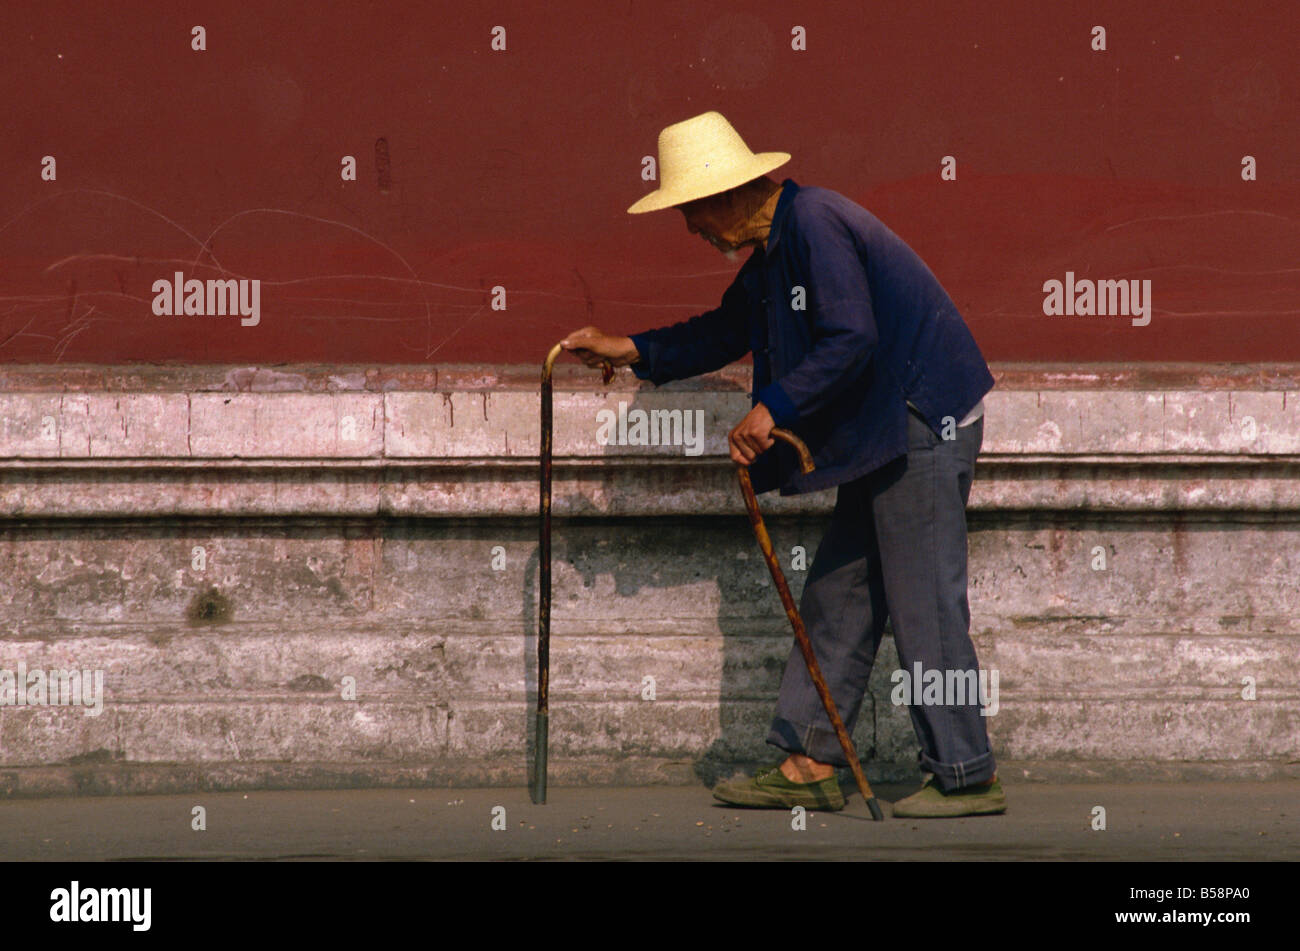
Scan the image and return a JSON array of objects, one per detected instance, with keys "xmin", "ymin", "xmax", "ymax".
[{"xmin": 627, "ymin": 111, "xmax": 791, "ymax": 214}]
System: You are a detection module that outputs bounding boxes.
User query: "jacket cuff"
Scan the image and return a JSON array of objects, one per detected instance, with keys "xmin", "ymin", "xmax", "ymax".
[
  {"xmin": 628, "ymin": 332, "xmax": 655, "ymax": 381},
  {"xmin": 756, "ymin": 382, "xmax": 799, "ymax": 428}
]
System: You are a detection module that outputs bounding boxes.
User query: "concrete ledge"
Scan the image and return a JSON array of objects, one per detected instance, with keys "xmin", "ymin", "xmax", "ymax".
[{"xmin": 0, "ymin": 364, "xmax": 1297, "ymax": 517}]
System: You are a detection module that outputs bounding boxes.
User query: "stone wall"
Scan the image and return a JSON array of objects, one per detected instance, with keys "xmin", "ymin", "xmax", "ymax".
[{"xmin": 0, "ymin": 363, "xmax": 1296, "ymax": 796}]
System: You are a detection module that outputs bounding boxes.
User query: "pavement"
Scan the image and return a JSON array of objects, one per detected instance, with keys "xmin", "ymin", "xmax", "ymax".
[{"xmin": 2, "ymin": 780, "xmax": 1296, "ymax": 861}]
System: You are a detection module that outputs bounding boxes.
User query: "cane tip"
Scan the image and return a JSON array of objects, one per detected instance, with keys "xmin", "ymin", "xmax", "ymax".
[{"xmin": 867, "ymin": 798, "xmax": 885, "ymax": 821}]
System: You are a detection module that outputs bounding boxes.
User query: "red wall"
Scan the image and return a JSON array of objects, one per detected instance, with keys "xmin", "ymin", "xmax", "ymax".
[{"xmin": 2, "ymin": 0, "xmax": 1296, "ymax": 364}]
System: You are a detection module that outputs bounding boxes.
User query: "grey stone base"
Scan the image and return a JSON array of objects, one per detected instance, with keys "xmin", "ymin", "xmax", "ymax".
[{"xmin": 0, "ymin": 364, "xmax": 1296, "ymax": 795}]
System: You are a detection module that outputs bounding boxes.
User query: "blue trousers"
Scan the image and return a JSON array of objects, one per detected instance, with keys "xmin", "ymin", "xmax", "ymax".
[{"xmin": 766, "ymin": 407, "xmax": 996, "ymax": 792}]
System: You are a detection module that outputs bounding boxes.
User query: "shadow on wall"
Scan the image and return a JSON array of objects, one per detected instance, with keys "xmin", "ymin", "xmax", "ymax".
[{"xmin": 527, "ymin": 382, "xmax": 889, "ymax": 789}]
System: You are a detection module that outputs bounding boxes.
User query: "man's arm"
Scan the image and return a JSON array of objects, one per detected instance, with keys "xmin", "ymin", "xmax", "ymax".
[
  {"xmin": 754, "ymin": 211, "xmax": 876, "ymax": 428},
  {"xmin": 625, "ymin": 263, "xmax": 754, "ymax": 384},
  {"xmin": 563, "ymin": 257, "xmax": 756, "ymax": 384}
]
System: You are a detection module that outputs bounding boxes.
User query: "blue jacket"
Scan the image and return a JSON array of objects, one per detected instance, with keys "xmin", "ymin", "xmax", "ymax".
[{"xmin": 630, "ymin": 178, "xmax": 994, "ymax": 495}]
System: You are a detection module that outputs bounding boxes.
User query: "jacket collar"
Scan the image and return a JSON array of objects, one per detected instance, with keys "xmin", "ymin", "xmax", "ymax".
[{"xmin": 765, "ymin": 179, "xmax": 798, "ymax": 254}]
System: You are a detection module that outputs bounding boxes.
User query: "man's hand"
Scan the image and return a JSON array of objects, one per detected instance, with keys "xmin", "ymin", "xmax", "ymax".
[
  {"xmin": 729, "ymin": 402, "xmax": 776, "ymax": 466},
  {"xmin": 560, "ymin": 327, "xmax": 640, "ymax": 368}
]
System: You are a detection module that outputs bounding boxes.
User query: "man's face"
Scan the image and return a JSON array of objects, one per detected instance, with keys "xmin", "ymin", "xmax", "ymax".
[{"xmin": 677, "ymin": 194, "xmax": 742, "ymax": 253}]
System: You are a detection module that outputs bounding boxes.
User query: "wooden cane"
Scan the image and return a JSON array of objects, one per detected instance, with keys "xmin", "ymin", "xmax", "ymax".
[
  {"xmin": 736, "ymin": 428, "xmax": 885, "ymax": 820},
  {"xmin": 534, "ymin": 343, "xmax": 612, "ymax": 804}
]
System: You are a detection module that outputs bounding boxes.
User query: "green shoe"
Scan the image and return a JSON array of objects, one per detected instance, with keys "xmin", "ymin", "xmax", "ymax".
[
  {"xmin": 712, "ymin": 766, "xmax": 846, "ymax": 811},
  {"xmin": 891, "ymin": 775, "xmax": 1006, "ymax": 818}
]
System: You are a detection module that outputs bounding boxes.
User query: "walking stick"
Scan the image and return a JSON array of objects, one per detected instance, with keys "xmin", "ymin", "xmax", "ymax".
[
  {"xmin": 534, "ymin": 343, "xmax": 612, "ymax": 804},
  {"xmin": 737, "ymin": 428, "xmax": 886, "ymax": 821}
]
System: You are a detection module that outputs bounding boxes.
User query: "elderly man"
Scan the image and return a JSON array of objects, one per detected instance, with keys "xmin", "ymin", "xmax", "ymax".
[{"xmin": 563, "ymin": 111, "xmax": 1004, "ymax": 818}]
